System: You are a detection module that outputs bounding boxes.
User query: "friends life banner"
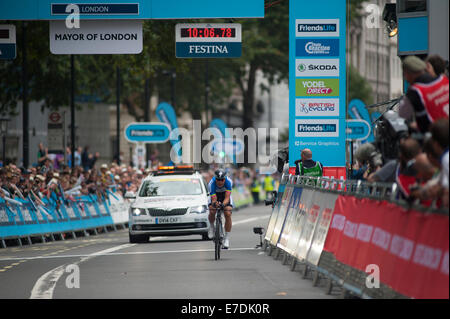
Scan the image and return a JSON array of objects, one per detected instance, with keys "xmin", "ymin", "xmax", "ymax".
[{"xmin": 289, "ymin": 0, "xmax": 347, "ymax": 169}]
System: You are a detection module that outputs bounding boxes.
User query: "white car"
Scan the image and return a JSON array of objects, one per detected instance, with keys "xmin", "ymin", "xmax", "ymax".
[{"xmin": 126, "ymin": 166, "xmax": 210, "ymax": 243}]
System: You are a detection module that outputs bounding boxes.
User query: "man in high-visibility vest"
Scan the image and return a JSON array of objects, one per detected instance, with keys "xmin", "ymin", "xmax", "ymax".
[
  {"xmin": 399, "ymin": 55, "xmax": 449, "ymax": 133},
  {"xmin": 295, "ymin": 149, "xmax": 323, "ymax": 177},
  {"xmin": 263, "ymin": 174, "xmax": 275, "ymax": 200},
  {"xmin": 250, "ymin": 177, "xmax": 261, "ymax": 204}
]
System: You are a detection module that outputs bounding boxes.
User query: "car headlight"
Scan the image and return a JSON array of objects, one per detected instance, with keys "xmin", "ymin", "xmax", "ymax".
[
  {"xmin": 189, "ymin": 205, "xmax": 208, "ymax": 214},
  {"xmin": 131, "ymin": 208, "xmax": 147, "ymax": 216}
]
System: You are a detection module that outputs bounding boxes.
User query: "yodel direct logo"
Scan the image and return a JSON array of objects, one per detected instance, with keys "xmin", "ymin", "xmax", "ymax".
[{"xmin": 296, "ymin": 79, "xmax": 339, "ymax": 97}]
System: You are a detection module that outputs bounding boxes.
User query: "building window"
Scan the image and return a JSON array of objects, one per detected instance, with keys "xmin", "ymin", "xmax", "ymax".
[{"xmin": 399, "ymin": 0, "xmax": 427, "ymax": 13}]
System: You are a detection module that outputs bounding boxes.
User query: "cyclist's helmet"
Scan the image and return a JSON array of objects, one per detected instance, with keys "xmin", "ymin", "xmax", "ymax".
[{"xmin": 214, "ymin": 169, "xmax": 227, "ymax": 181}]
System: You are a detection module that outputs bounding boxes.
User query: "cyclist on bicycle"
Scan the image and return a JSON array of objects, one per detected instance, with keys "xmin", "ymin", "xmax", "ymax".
[{"xmin": 208, "ymin": 169, "xmax": 233, "ymax": 249}]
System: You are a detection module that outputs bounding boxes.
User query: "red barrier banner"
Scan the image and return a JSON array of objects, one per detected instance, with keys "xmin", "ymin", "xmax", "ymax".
[{"xmin": 324, "ymin": 195, "xmax": 449, "ymax": 299}]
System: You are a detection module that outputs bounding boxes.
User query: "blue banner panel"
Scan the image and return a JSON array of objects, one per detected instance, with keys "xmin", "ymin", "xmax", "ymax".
[
  {"xmin": 151, "ymin": 0, "xmax": 264, "ymax": 19},
  {"xmin": 51, "ymin": 3, "xmax": 139, "ymax": 15},
  {"xmin": 0, "ymin": 0, "xmax": 264, "ymax": 20},
  {"xmin": 156, "ymin": 102, "xmax": 182, "ymax": 161},
  {"xmin": 176, "ymin": 42, "xmax": 242, "ymax": 58},
  {"xmin": 398, "ymin": 16, "xmax": 429, "ymax": 54},
  {"xmin": 0, "ymin": 43, "xmax": 16, "ymax": 60},
  {"xmin": 289, "ymin": 0, "xmax": 347, "ymax": 168}
]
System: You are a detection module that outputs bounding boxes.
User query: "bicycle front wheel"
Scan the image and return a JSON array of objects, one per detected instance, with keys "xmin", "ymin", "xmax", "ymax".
[{"xmin": 215, "ymin": 220, "xmax": 221, "ymax": 260}]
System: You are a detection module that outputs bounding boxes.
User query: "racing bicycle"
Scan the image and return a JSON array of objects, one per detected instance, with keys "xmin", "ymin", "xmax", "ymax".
[{"xmin": 214, "ymin": 203, "xmax": 225, "ymax": 260}]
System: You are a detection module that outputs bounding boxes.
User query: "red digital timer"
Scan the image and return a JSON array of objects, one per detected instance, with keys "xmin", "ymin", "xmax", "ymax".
[{"xmin": 180, "ymin": 28, "xmax": 236, "ymax": 38}]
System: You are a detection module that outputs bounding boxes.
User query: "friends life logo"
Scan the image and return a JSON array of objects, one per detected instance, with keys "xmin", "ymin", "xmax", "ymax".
[
  {"xmin": 297, "ymin": 23, "xmax": 337, "ymax": 33},
  {"xmin": 296, "ymin": 19, "xmax": 340, "ymax": 37},
  {"xmin": 295, "ymin": 119, "xmax": 340, "ymax": 137}
]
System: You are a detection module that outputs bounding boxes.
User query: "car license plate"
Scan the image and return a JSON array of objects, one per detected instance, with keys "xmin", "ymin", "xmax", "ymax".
[{"xmin": 154, "ymin": 217, "xmax": 180, "ymax": 224}]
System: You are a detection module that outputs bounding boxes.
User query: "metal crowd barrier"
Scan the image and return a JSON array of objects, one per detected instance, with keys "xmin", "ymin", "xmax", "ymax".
[
  {"xmin": 262, "ymin": 174, "xmax": 449, "ymax": 299},
  {"xmin": 0, "ymin": 191, "xmax": 131, "ymax": 249}
]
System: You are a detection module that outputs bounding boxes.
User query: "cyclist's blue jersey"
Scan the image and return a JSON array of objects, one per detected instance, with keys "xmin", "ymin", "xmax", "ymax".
[{"xmin": 208, "ymin": 176, "xmax": 233, "ymax": 203}]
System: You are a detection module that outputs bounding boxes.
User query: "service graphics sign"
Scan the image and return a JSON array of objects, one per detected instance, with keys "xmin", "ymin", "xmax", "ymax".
[
  {"xmin": 289, "ymin": 0, "xmax": 347, "ymax": 168},
  {"xmin": 50, "ymin": 20, "xmax": 143, "ymax": 54}
]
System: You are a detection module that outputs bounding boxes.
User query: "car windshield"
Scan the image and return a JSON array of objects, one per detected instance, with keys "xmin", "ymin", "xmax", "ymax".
[{"xmin": 139, "ymin": 178, "xmax": 203, "ymax": 197}]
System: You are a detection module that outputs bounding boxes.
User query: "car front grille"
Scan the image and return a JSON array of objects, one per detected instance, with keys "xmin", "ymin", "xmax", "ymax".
[
  {"xmin": 133, "ymin": 222, "xmax": 207, "ymax": 231},
  {"xmin": 147, "ymin": 208, "xmax": 188, "ymax": 217}
]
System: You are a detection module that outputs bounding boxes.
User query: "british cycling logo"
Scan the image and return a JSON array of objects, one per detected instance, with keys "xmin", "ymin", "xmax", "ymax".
[{"xmin": 298, "ymin": 102, "xmax": 336, "ymax": 114}]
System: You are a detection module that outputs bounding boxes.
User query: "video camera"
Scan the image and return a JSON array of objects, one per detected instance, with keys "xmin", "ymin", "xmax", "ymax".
[
  {"xmin": 270, "ymin": 147, "xmax": 289, "ymax": 174},
  {"xmin": 373, "ymin": 110, "xmax": 409, "ymax": 162}
]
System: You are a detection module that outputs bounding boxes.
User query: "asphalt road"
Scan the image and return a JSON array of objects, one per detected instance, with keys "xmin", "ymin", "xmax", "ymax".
[{"xmin": 0, "ymin": 204, "xmax": 335, "ymax": 299}]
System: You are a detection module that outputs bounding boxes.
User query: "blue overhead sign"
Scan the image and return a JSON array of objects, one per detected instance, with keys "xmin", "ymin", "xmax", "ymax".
[
  {"xmin": 289, "ymin": 0, "xmax": 347, "ymax": 168},
  {"xmin": 0, "ymin": 0, "xmax": 264, "ymax": 20},
  {"xmin": 51, "ymin": 3, "xmax": 139, "ymax": 15},
  {"xmin": 124, "ymin": 123, "xmax": 170, "ymax": 144}
]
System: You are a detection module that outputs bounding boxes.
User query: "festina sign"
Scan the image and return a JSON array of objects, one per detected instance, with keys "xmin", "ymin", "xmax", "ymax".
[{"xmin": 175, "ymin": 23, "xmax": 242, "ymax": 58}]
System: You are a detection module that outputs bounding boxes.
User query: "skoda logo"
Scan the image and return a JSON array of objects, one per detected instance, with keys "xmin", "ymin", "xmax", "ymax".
[{"xmin": 298, "ymin": 63, "xmax": 307, "ymax": 72}]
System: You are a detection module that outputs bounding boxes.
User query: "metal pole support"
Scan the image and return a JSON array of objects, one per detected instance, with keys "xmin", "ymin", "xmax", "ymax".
[{"xmin": 290, "ymin": 258, "xmax": 297, "ymax": 271}]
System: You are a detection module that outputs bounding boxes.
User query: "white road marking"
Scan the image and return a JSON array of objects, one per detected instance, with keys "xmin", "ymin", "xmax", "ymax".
[
  {"xmin": 3, "ymin": 247, "xmax": 258, "ymax": 263},
  {"xmin": 30, "ymin": 243, "xmax": 135, "ymax": 299},
  {"xmin": 233, "ymin": 215, "xmax": 270, "ymax": 225}
]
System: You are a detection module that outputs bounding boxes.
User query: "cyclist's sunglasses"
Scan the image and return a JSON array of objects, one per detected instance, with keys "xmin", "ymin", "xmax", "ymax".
[{"xmin": 216, "ymin": 178, "xmax": 225, "ymax": 182}]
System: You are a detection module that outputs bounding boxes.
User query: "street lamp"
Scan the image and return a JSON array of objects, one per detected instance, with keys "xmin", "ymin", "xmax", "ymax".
[
  {"xmin": 0, "ymin": 117, "xmax": 10, "ymax": 165},
  {"xmin": 383, "ymin": 3, "xmax": 398, "ymax": 37}
]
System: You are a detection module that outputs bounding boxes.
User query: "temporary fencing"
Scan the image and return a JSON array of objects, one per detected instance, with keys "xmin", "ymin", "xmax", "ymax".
[
  {"xmin": 263, "ymin": 174, "xmax": 449, "ymax": 299},
  {"xmin": 0, "ymin": 190, "xmax": 130, "ymax": 248},
  {"xmin": 232, "ymin": 184, "xmax": 254, "ymax": 209}
]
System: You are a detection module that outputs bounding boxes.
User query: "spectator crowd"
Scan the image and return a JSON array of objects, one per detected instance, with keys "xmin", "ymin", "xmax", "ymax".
[
  {"xmin": 348, "ymin": 54, "xmax": 448, "ymax": 209},
  {"xmin": 1, "ymin": 54, "xmax": 448, "ymax": 211}
]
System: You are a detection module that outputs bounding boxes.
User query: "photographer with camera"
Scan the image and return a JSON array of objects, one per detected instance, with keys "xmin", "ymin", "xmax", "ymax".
[
  {"xmin": 367, "ymin": 138, "xmax": 421, "ymax": 199},
  {"xmin": 354, "ymin": 143, "xmax": 383, "ymax": 181}
]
